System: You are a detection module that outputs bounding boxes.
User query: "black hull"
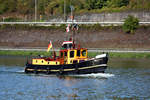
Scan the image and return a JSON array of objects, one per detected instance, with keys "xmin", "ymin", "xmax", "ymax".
[{"xmin": 25, "ymin": 56, "xmax": 108, "ymax": 75}]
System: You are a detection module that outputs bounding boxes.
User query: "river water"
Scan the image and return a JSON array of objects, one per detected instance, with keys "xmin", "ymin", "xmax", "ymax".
[{"xmin": 0, "ymin": 56, "xmax": 150, "ymax": 100}]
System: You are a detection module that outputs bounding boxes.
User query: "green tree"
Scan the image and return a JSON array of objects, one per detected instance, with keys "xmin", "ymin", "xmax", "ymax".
[
  {"xmin": 73, "ymin": 0, "xmax": 85, "ymax": 10},
  {"xmin": 0, "ymin": 0, "xmax": 8, "ymax": 14},
  {"xmin": 107, "ymin": 0, "xmax": 129, "ymax": 7},
  {"xmin": 45, "ymin": 0, "xmax": 60, "ymax": 15},
  {"xmin": 0, "ymin": 0, "xmax": 150, "ymax": 17},
  {"xmin": 17, "ymin": 0, "xmax": 34, "ymax": 15},
  {"xmin": 59, "ymin": 0, "xmax": 71, "ymax": 14},
  {"xmin": 7, "ymin": 0, "xmax": 17, "ymax": 12},
  {"xmin": 85, "ymin": 0, "xmax": 107, "ymax": 10},
  {"xmin": 38, "ymin": 0, "xmax": 46, "ymax": 15},
  {"xmin": 122, "ymin": 15, "xmax": 139, "ymax": 33}
]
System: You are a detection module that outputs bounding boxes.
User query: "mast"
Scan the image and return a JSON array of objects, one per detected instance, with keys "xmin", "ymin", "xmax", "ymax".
[
  {"xmin": 70, "ymin": 5, "xmax": 75, "ymax": 47},
  {"xmin": 64, "ymin": 2, "xmax": 78, "ymax": 49}
]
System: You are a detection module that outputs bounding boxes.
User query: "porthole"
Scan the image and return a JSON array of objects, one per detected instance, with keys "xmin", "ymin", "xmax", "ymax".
[
  {"xmin": 48, "ymin": 62, "xmax": 49, "ymax": 64},
  {"xmin": 56, "ymin": 62, "xmax": 57, "ymax": 65},
  {"xmin": 42, "ymin": 60, "xmax": 43, "ymax": 63}
]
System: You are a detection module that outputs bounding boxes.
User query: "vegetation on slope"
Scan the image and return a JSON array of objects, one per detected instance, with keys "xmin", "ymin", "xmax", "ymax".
[
  {"xmin": 0, "ymin": 0, "xmax": 150, "ymax": 20},
  {"xmin": 123, "ymin": 15, "xmax": 139, "ymax": 34}
]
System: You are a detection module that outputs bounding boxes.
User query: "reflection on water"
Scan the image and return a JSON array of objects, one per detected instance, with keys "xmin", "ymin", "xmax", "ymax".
[
  {"xmin": 0, "ymin": 56, "xmax": 150, "ymax": 99},
  {"xmin": 109, "ymin": 58, "xmax": 150, "ymax": 69},
  {"xmin": 0, "ymin": 56, "xmax": 26, "ymax": 67},
  {"xmin": 67, "ymin": 73, "xmax": 114, "ymax": 79}
]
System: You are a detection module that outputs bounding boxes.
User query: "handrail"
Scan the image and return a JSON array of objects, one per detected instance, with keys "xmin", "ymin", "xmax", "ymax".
[{"xmin": 0, "ymin": 21, "xmax": 150, "ymax": 25}]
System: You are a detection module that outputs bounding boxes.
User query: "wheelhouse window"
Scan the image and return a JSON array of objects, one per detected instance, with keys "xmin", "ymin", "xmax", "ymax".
[
  {"xmin": 62, "ymin": 44, "xmax": 73, "ymax": 49},
  {"xmin": 70, "ymin": 51, "xmax": 74, "ymax": 58},
  {"xmin": 62, "ymin": 44, "xmax": 67, "ymax": 49},
  {"xmin": 82, "ymin": 50, "xmax": 87, "ymax": 57},
  {"xmin": 60, "ymin": 52, "xmax": 63, "ymax": 58},
  {"xmin": 69, "ymin": 43, "xmax": 73, "ymax": 48},
  {"xmin": 64, "ymin": 51, "xmax": 67, "ymax": 57},
  {"xmin": 73, "ymin": 60, "xmax": 78, "ymax": 64},
  {"xmin": 77, "ymin": 50, "xmax": 80, "ymax": 57}
]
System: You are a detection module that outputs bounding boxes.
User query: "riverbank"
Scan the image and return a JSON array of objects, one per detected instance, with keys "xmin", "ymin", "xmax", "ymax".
[
  {"xmin": 0, "ymin": 50, "xmax": 150, "ymax": 58},
  {"xmin": 0, "ymin": 24, "xmax": 150, "ymax": 49}
]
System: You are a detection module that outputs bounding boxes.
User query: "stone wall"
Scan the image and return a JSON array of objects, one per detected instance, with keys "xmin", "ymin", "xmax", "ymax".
[{"xmin": 50, "ymin": 11, "xmax": 150, "ymax": 22}]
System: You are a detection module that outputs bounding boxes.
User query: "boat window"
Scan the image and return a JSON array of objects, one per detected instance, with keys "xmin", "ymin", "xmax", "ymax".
[
  {"xmin": 42, "ymin": 60, "xmax": 43, "ymax": 63},
  {"xmin": 82, "ymin": 50, "xmax": 86, "ymax": 57},
  {"xmin": 69, "ymin": 43, "xmax": 73, "ymax": 48},
  {"xmin": 61, "ymin": 52, "xmax": 63, "ymax": 58},
  {"xmin": 70, "ymin": 51, "xmax": 74, "ymax": 58},
  {"xmin": 62, "ymin": 44, "xmax": 67, "ymax": 49},
  {"xmin": 77, "ymin": 50, "xmax": 80, "ymax": 57},
  {"xmin": 62, "ymin": 43, "xmax": 73, "ymax": 49},
  {"xmin": 73, "ymin": 60, "xmax": 78, "ymax": 64},
  {"xmin": 64, "ymin": 51, "xmax": 67, "ymax": 57}
]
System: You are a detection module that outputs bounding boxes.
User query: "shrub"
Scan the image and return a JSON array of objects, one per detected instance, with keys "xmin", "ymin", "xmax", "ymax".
[
  {"xmin": 122, "ymin": 15, "xmax": 139, "ymax": 34},
  {"xmin": 107, "ymin": 0, "xmax": 129, "ymax": 7},
  {"xmin": 3, "ymin": 17, "xmax": 22, "ymax": 22}
]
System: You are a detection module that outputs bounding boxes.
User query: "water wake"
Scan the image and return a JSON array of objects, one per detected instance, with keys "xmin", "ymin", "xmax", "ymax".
[
  {"xmin": 69, "ymin": 73, "xmax": 115, "ymax": 78},
  {"xmin": 0, "ymin": 66, "xmax": 25, "ymax": 74},
  {"xmin": 16, "ymin": 70, "xmax": 25, "ymax": 73},
  {"xmin": 0, "ymin": 66, "xmax": 114, "ymax": 79},
  {"xmin": 16, "ymin": 70, "xmax": 115, "ymax": 78}
]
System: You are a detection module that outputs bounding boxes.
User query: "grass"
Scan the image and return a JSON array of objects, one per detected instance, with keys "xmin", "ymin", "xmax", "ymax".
[
  {"xmin": 0, "ymin": 50, "xmax": 51, "ymax": 57},
  {"xmin": 88, "ymin": 52, "xmax": 150, "ymax": 58},
  {"xmin": 0, "ymin": 50, "xmax": 150, "ymax": 59},
  {"xmin": 108, "ymin": 52, "xmax": 150, "ymax": 59}
]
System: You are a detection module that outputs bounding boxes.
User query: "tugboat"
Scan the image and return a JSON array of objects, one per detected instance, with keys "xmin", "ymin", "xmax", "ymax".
[{"xmin": 25, "ymin": 19, "xmax": 108, "ymax": 75}]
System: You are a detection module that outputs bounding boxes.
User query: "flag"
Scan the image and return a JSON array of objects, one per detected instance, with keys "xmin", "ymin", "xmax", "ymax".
[
  {"xmin": 47, "ymin": 41, "xmax": 52, "ymax": 52},
  {"xmin": 66, "ymin": 24, "xmax": 70, "ymax": 32}
]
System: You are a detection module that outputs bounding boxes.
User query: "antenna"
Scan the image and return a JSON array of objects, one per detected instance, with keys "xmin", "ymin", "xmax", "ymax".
[{"xmin": 64, "ymin": 0, "xmax": 66, "ymax": 22}]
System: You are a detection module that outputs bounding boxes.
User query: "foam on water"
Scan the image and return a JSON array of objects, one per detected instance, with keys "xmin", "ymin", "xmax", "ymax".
[
  {"xmin": 16, "ymin": 70, "xmax": 25, "ymax": 73},
  {"xmin": 0, "ymin": 66, "xmax": 25, "ymax": 74},
  {"xmin": 0, "ymin": 67, "xmax": 115, "ymax": 79},
  {"xmin": 16, "ymin": 70, "xmax": 115, "ymax": 78},
  {"xmin": 69, "ymin": 73, "xmax": 115, "ymax": 78}
]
